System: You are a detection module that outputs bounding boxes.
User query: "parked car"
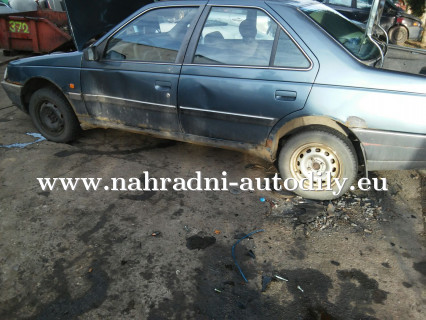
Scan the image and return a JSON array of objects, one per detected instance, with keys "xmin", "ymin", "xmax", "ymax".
[
  {"xmin": 318, "ymin": 0, "xmax": 424, "ymax": 44},
  {"xmin": 2, "ymin": 0, "xmax": 425, "ymax": 200}
]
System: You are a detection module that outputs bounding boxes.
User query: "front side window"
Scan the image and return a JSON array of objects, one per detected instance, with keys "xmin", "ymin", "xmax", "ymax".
[
  {"xmin": 301, "ymin": 4, "xmax": 380, "ymax": 61},
  {"xmin": 105, "ymin": 7, "xmax": 198, "ymax": 63}
]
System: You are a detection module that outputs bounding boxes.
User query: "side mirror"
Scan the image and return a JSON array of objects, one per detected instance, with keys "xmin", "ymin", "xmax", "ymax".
[{"xmin": 84, "ymin": 46, "xmax": 100, "ymax": 61}]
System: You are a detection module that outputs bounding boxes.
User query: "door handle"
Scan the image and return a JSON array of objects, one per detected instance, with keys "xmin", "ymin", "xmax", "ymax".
[
  {"xmin": 155, "ymin": 81, "xmax": 172, "ymax": 91},
  {"xmin": 275, "ymin": 90, "xmax": 297, "ymax": 101}
]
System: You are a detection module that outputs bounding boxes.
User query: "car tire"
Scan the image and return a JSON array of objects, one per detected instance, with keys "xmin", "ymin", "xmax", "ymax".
[
  {"xmin": 389, "ymin": 26, "xmax": 408, "ymax": 45},
  {"xmin": 278, "ymin": 129, "xmax": 358, "ymax": 200},
  {"xmin": 29, "ymin": 87, "xmax": 81, "ymax": 143}
]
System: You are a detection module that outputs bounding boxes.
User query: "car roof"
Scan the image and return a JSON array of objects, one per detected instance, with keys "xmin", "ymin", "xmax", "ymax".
[{"xmin": 164, "ymin": 0, "xmax": 318, "ymax": 8}]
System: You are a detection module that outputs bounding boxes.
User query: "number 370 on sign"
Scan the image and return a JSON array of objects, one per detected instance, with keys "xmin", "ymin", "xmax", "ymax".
[{"xmin": 9, "ymin": 21, "xmax": 29, "ymax": 33}]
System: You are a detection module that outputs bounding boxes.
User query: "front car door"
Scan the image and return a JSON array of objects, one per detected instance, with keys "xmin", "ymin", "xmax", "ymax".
[
  {"xmin": 80, "ymin": 3, "xmax": 203, "ymax": 133},
  {"xmin": 178, "ymin": 1, "xmax": 318, "ymax": 145}
]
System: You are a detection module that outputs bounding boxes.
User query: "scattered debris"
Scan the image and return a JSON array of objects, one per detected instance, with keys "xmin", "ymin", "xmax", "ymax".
[
  {"xmin": 214, "ymin": 288, "xmax": 222, "ymax": 293},
  {"xmin": 184, "ymin": 225, "xmax": 190, "ymax": 232},
  {"xmin": 297, "ymin": 285, "xmax": 304, "ymax": 293},
  {"xmin": 274, "ymin": 275, "xmax": 289, "ymax": 282},
  {"xmin": 247, "ymin": 250, "xmax": 256, "ymax": 259},
  {"xmin": 280, "ymin": 193, "xmax": 385, "ymax": 233},
  {"xmin": 232, "ymin": 229, "xmax": 264, "ymax": 282},
  {"xmin": 88, "ymin": 268, "xmax": 93, "ymax": 273},
  {"xmin": 261, "ymin": 275, "xmax": 272, "ymax": 292},
  {"xmin": 151, "ymin": 231, "xmax": 161, "ymax": 237},
  {"xmin": 214, "ymin": 230, "xmax": 221, "ymax": 235}
]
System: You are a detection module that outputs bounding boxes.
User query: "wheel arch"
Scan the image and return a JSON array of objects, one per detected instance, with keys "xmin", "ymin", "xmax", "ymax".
[
  {"xmin": 269, "ymin": 116, "xmax": 367, "ymax": 175},
  {"xmin": 21, "ymin": 77, "xmax": 76, "ymax": 114}
]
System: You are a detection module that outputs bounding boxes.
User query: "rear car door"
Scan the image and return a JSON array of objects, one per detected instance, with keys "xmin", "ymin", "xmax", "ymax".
[
  {"xmin": 178, "ymin": 2, "xmax": 318, "ymax": 145},
  {"xmin": 80, "ymin": 4, "xmax": 203, "ymax": 132}
]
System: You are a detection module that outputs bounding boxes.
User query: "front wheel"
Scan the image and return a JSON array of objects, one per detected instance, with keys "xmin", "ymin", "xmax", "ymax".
[
  {"xmin": 278, "ymin": 130, "xmax": 358, "ymax": 200},
  {"xmin": 29, "ymin": 87, "xmax": 81, "ymax": 143}
]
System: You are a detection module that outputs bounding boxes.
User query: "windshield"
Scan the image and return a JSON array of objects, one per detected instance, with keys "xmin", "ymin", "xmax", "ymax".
[{"xmin": 301, "ymin": 4, "xmax": 380, "ymax": 62}]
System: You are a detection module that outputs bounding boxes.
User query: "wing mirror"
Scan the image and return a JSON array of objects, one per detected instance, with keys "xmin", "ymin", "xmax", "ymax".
[{"xmin": 84, "ymin": 45, "xmax": 102, "ymax": 61}]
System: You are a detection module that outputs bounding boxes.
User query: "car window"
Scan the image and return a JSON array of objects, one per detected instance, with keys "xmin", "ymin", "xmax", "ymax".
[
  {"xmin": 328, "ymin": 0, "xmax": 353, "ymax": 7},
  {"xmin": 105, "ymin": 7, "xmax": 198, "ymax": 63},
  {"xmin": 301, "ymin": 4, "xmax": 380, "ymax": 61},
  {"xmin": 356, "ymin": 0, "xmax": 373, "ymax": 9},
  {"xmin": 193, "ymin": 7, "xmax": 277, "ymax": 66},
  {"xmin": 273, "ymin": 30, "xmax": 311, "ymax": 68}
]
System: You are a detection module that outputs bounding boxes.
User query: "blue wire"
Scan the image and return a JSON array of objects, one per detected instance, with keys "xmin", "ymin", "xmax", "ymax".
[{"xmin": 231, "ymin": 229, "xmax": 265, "ymax": 283}]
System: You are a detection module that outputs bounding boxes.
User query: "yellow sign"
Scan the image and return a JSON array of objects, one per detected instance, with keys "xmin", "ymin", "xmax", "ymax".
[{"xmin": 9, "ymin": 21, "xmax": 30, "ymax": 34}]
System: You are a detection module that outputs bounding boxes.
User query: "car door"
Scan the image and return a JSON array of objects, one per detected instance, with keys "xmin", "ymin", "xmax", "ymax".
[
  {"xmin": 178, "ymin": 3, "xmax": 318, "ymax": 145},
  {"xmin": 80, "ymin": 5, "xmax": 203, "ymax": 132}
]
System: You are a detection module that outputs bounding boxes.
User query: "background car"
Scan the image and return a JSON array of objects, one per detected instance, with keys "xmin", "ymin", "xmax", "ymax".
[{"xmin": 319, "ymin": 0, "xmax": 423, "ymax": 44}]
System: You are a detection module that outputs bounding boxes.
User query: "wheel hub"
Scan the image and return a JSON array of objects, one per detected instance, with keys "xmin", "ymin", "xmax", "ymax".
[
  {"xmin": 39, "ymin": 102, "xmax": 64, "ymax": 133},
  {"xmin": 291, "ymin": 144, "xmax": 341, "ymax": 188}
]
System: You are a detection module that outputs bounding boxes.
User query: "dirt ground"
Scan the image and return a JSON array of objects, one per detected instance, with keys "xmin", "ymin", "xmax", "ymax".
[{"xmin": 0, "ymin": 62, "xmax": 425, "ymax": 319}]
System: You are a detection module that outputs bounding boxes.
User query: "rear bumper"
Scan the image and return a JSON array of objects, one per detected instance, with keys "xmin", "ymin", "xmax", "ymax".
[
  {"xmin": 1, "ymin": 80, "xmax": 24, "ymax": 111},
  {"xmin": 353, "ymin": 128, "xmax": 426, "ymax": 171}
]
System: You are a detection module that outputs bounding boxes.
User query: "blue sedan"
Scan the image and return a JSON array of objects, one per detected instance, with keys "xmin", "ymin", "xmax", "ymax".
[{"xmin": 2, "ymin": 0, "xmax": 425, "ymax": 199}]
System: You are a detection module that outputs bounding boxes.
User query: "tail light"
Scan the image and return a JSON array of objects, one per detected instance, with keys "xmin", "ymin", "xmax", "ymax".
[{"xmin": 396, "ymin": 17, "xmax": 404, "ymax": 24}]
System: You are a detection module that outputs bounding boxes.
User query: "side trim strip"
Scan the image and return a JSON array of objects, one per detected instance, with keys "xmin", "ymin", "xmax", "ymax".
[
  {"xmin": 353, "ymin": 128, "xmax": 426, "ymax": 139},
  {"xmin": 68, "ymin": 92, "xmax": 83, "ymax": 101},
  {"xmin": 179, "ymin": 106, "xmax": 277, "ymax": 126},
  {"xmin": 180, "ymin": 106, "xmax": 276, "ymax": 121},
  {"xmin": 84, "ymin": 94, "xmax": 175, "ymax": 109}
]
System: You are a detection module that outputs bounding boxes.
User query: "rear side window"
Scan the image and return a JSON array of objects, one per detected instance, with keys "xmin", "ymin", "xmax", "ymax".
[
  {"xmin": 105, "ymin": 7, "xmax": 198, "ymax": 63},
  {"xmin": 301, "ymin": 4, "xmax": 380, "ymax": 61},
  {"xmin": 193, "ymin": 6, "xmax": 310, "ymax": 69},
  {"xmin": 273, "ymin": 30, "xmax": 311, "ymax": 68}
]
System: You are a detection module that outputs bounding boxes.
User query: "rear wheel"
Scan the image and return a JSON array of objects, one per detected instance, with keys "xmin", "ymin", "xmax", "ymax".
[
  {"xmin": 29, "ymin": 87, "xmax": 81, "ymax": 143},
  {"xmin": 278, "ymin": 130, "xmax": 358, "ymax": 200},
  {"xmin": 389, "ymin": 26, "xmax": 408, "ymax": 45}
]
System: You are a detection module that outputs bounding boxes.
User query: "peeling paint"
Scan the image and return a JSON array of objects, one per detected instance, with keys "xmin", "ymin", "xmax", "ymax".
[{"xmin": 0, "ymin": 133, "xmax": 46, "ymax": 149}]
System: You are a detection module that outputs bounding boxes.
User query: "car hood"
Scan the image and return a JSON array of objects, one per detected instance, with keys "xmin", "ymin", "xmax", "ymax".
[{"xmin": 64, "ymin": 0, "xmax": 153, "ymax": 51}]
